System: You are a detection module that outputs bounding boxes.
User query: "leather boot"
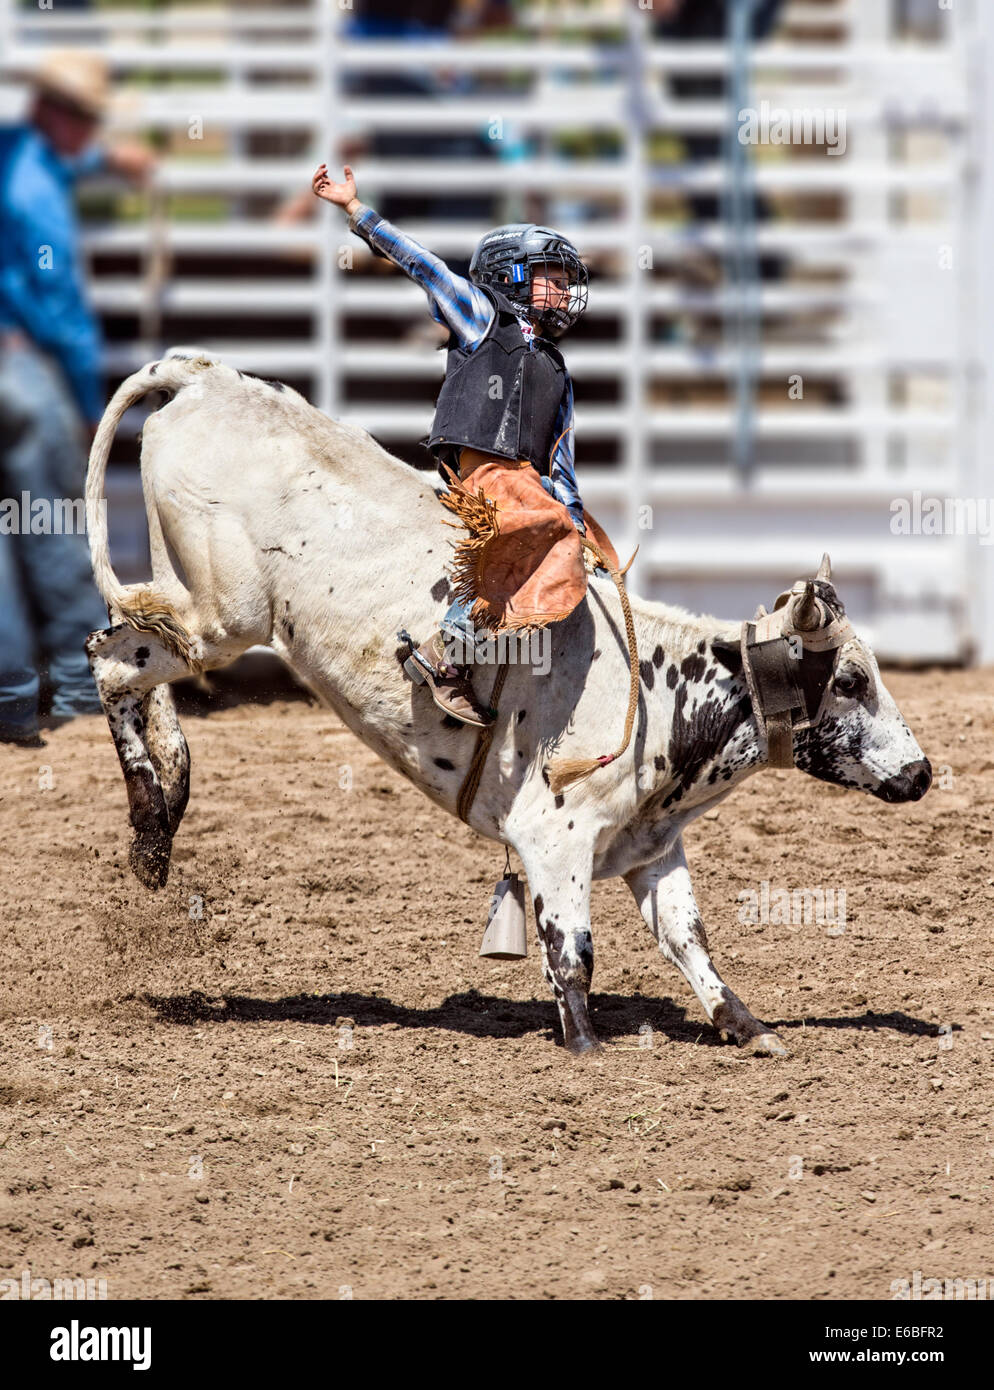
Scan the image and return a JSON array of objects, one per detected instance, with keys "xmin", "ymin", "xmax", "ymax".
[{"xmin": 403, "ymin": 631, "xmax": 495, "ymax": 728}]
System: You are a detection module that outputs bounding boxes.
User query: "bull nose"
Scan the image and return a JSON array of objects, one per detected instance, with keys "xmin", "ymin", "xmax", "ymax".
[
  {"xmin": 877, "ymin": 758, "xmax": 932, "ymax": 803},
  {"xmin": 908, "ymin": 758, "xmax": 932, "ymax": 800}
]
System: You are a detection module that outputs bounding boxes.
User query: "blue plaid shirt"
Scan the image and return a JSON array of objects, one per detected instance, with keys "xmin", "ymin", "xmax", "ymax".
[
  {"xmin": 0, "ymin": 124, "xmax": 106, "ymax": 423},
  {"xmin": 348, "ymin": 204, "xmax": 585, "ymax": 531}
]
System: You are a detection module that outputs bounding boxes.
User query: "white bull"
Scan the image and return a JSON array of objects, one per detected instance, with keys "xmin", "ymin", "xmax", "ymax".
[{"xmin": 84, "ymin": 354, "xmax": 931, "ymax": 1056}]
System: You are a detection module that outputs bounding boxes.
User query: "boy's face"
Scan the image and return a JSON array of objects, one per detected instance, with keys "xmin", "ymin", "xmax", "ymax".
[{"xmin": 529, "ymin": 264, "xmax": 571, "ymax": 317}]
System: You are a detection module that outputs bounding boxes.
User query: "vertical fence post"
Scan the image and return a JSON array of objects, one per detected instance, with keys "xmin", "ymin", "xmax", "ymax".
[
  {"xmin": 724, "ymin": 0, "xmax": 759, "ymax": 486},
  {"xmin": 623, "ymin": 3, "xmax": 649, "ymax": 585},
  {"xmin": 317, "ymin": 0, "xmax": 341, "ymax": 419},
  {"xmin": 964, "ymin": 0, "xmax": 994, "ymax": 661}
]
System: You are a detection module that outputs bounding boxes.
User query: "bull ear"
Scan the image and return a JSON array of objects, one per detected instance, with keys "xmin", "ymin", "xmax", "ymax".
[
  {"xmin": 711, "ymin": 635, "xmax": 743, "ymax": 676},
  {"xmin": 817, "ymin": 552, "xmax": 832, "ymax": 582}
]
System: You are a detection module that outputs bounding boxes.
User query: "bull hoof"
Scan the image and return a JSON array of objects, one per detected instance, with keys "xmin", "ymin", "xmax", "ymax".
[
  {"xmin": 129, "ymin": 828, "xmax": 172, "ymax": 890},
  {"xmin": 746, "ymin": 1031, "xmax": 790, "ymax": 1058},
  {"xmin": 565, "ymin": 1034, "xmax": 602, "ymax": 1056}
]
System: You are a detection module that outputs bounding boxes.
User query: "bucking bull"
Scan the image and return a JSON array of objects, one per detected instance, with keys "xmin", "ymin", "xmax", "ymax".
[{"xmin": 84, "ymin": 353, "xmax": 931, "ymax": 1056}]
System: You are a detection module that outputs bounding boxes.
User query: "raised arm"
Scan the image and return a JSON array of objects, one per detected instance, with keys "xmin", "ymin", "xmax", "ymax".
[{"xmin": 312, "ymin": 163, "xmax": 494, "ymax": 351}]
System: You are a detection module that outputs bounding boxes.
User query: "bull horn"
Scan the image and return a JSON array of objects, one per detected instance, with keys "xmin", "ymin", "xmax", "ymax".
[
  {"xmin": 754, "ymin": 603, "xmax": 768, "ymax": 619},
  {"xmin": 817, "ymin": 552, "xmax": 832, "ymax": 582},
  {"xmin": 790, "ymin": 579, "xmax": 822, "ymax": 632}
]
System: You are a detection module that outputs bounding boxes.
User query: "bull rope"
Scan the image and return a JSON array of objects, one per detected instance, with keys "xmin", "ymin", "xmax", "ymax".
[
  {"xmin": 545, "ymin": 537, "xmax": 640, "ymax": 797},
  {"xmin": 457, "ymin": 537, "xmax": 640, "ymax": 820}
]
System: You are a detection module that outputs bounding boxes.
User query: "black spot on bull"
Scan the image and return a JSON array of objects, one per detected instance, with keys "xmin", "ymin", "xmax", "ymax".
[
  {"xmin": 664, "ymin": 683, "xmax": 750, "ymax": 807},
  {"xmin": 434, "ymin": 757, "xmax": 455, "ymax": 770},
  {"xmin": 666, "ymin": 664, "xmax": 679, "ymax": 690},
  {"xmin": 554, "ymin": 794, "xmax": 565, "ymax": 809},
  {"xmin": 639, "ymin": 660, "xmax": 655, "ymax": 690},
  {"xmin": 652, "ymin": 645, "xmax": 665, "ymax": 668},
  {"xmin": 793, "ymin": 715, "xmax": 862, "ymax": 790},
  {"xmin": 680, "ymin": 652, "xmax": 707, "ymax": 683},
  {"xmin": 688, "ymin": 911, "xmax": 710, "ymax": 952},
  {"xmin": 430, "ymin": 578, "xmax": 450, "ymax": 603}
]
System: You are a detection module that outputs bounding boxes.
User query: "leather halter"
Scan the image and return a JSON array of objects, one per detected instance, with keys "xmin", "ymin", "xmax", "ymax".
[{"xmin": 739, "ymin": 581, "xmax": 856, "ymax": 770}]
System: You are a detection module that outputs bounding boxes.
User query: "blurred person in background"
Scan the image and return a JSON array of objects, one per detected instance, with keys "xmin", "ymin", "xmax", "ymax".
[{"xmin": 0, "ymin": 51, "xmax": 155, "ymax": 744}]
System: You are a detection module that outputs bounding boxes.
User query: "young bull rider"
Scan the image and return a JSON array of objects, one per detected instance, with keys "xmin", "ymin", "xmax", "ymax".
[{"xmin": 311, "ymin": 163, "xmax": 618, "ymax": 728}]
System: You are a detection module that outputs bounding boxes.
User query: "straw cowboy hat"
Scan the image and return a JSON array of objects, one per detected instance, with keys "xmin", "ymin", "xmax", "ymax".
[{"xmin": 29, "ymin": 50, "xmax": 111, "ymax": 118}]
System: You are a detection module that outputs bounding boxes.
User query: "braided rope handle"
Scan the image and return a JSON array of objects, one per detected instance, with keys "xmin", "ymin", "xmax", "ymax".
[{"xmin": 545, "ymin": 537, "xmax": 640, "ymax": 796}]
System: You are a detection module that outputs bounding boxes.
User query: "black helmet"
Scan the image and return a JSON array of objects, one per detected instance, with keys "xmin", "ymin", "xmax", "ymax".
[{"xmin": 469, "ymin": 223, "xmax": 588, "ymax": 336}]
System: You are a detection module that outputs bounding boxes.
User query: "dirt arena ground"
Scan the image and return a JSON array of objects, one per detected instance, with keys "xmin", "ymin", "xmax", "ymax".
[{"xmin": 1, "ymin": 665, "xmax": 992, "ymax": 1301}]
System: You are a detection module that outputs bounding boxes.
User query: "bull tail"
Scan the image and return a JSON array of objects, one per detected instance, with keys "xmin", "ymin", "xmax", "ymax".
[{"xmin": 85, "ymin": 353, "xmax": 217, "ymax": 666}]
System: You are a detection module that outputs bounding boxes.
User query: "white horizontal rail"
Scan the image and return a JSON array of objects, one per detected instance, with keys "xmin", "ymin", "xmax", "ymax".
[
  {"xmin": 1, "ymin": 2, "xmax": 864, "ymax": 36},
  {"xmin": 576, "ymin": 471, "xmax": 959, "ymax": 500},
  {"xmin": 636, "ymin": 542, "xmax": 963, "ymax": 574},
  {"xmin": 79, "ymin": 221, "xmax": 954, "ymax": 257},
  {"xmin": 81, "ymin": 90, "xmax": 971, "ymax": 132},
  {"xmin": 9, "ymin": 6, "xmax": 322, "ymax": 31},
  {"xmin": 1, "ymin": 78, "xmax": 967, "ymax": 132},
  {"xmin": 514, "ymin": 2, "xmax": 859, "ymax": 31},
  {"xmin": 124, "ymin": 158, "xmax": 957, "ymax": 195},
  {"xmin": 327, "ymin": 406, "xmax": 952, "ymax": 439},
  {"xmin": 1, "ymin": 39, "xmax": 964, "ymax": 75},
  {"xmin": 332, "ymin": 281, "xmax": 878, "ymax": 313},
  {"xmin": 308, "ymin": 346, "xmax": 956, "ymax": 378},
  {"xmin": 88, "ymin": 278, "xmax": 878, "ymax": 316}
]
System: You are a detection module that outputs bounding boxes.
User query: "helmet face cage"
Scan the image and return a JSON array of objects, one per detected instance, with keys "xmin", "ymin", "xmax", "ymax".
[{"xmin": 470, "ymin": 225, "xmax": 589, "ymax": 336}]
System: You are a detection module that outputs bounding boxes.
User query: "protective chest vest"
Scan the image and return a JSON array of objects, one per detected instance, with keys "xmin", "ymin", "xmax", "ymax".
[{"xmin": 425, "ymin": 286, "xmax": 567, "ymax": 473}]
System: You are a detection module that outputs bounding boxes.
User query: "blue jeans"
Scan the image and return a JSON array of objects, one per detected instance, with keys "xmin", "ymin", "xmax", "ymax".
[{"xmin": 0, "ymin": 341, "xmax": 107, "ymax": 731}]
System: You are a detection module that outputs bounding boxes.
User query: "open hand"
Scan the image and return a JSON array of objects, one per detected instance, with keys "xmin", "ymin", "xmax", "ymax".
[{"xmin": 312, "ymin": 163, "xmax": 359, "ymax": 213}]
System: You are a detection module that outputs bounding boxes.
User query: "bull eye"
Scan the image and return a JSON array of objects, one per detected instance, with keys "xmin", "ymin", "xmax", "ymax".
[{"xmin": 834, "ymin": 669, "xmax": 865, "ymax": 699}]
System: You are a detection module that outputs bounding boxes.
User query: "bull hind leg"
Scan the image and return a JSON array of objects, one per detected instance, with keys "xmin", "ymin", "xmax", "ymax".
[
  {"xmin": 141, "ymin": 684, "xmax": 190, "ymax": 833},
  {"xmin": 624, "ymin": 842, "xmax": 788, "ymax": 1056},
  {"xmin": 85, "ymin": 624, "xmax": 199, "ymax": 890}
]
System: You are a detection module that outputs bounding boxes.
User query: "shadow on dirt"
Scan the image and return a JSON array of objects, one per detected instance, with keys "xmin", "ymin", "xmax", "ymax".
[
  {"xmin": 770, "ymin": 1010, "xmax": 949, "ymax": 1039},
  {"xmin": 139, "ymin": 987, "xmax": 697, "ymax": 1045},
  {"xmin": 174, "ymin": 652, "xmax": 310, "ymax": 717},
  {"xmin": 138, "ymin": 988, "xmax": 942, "ymax": 1047}
]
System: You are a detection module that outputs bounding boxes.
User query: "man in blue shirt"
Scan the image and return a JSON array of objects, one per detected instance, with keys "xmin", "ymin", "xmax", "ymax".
[{"xmin": 0, "ymin": 51, "xmax": 154, "ymax": 743}]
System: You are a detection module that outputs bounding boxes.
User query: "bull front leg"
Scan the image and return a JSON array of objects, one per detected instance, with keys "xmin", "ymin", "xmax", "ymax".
[
  {"xmin": 624, "ymin": 838, "xmax": 788, "ymax": 1056},
  {"xmin": 513, "ymin": 838, "xmax": 599, "ymax": 1055}
]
